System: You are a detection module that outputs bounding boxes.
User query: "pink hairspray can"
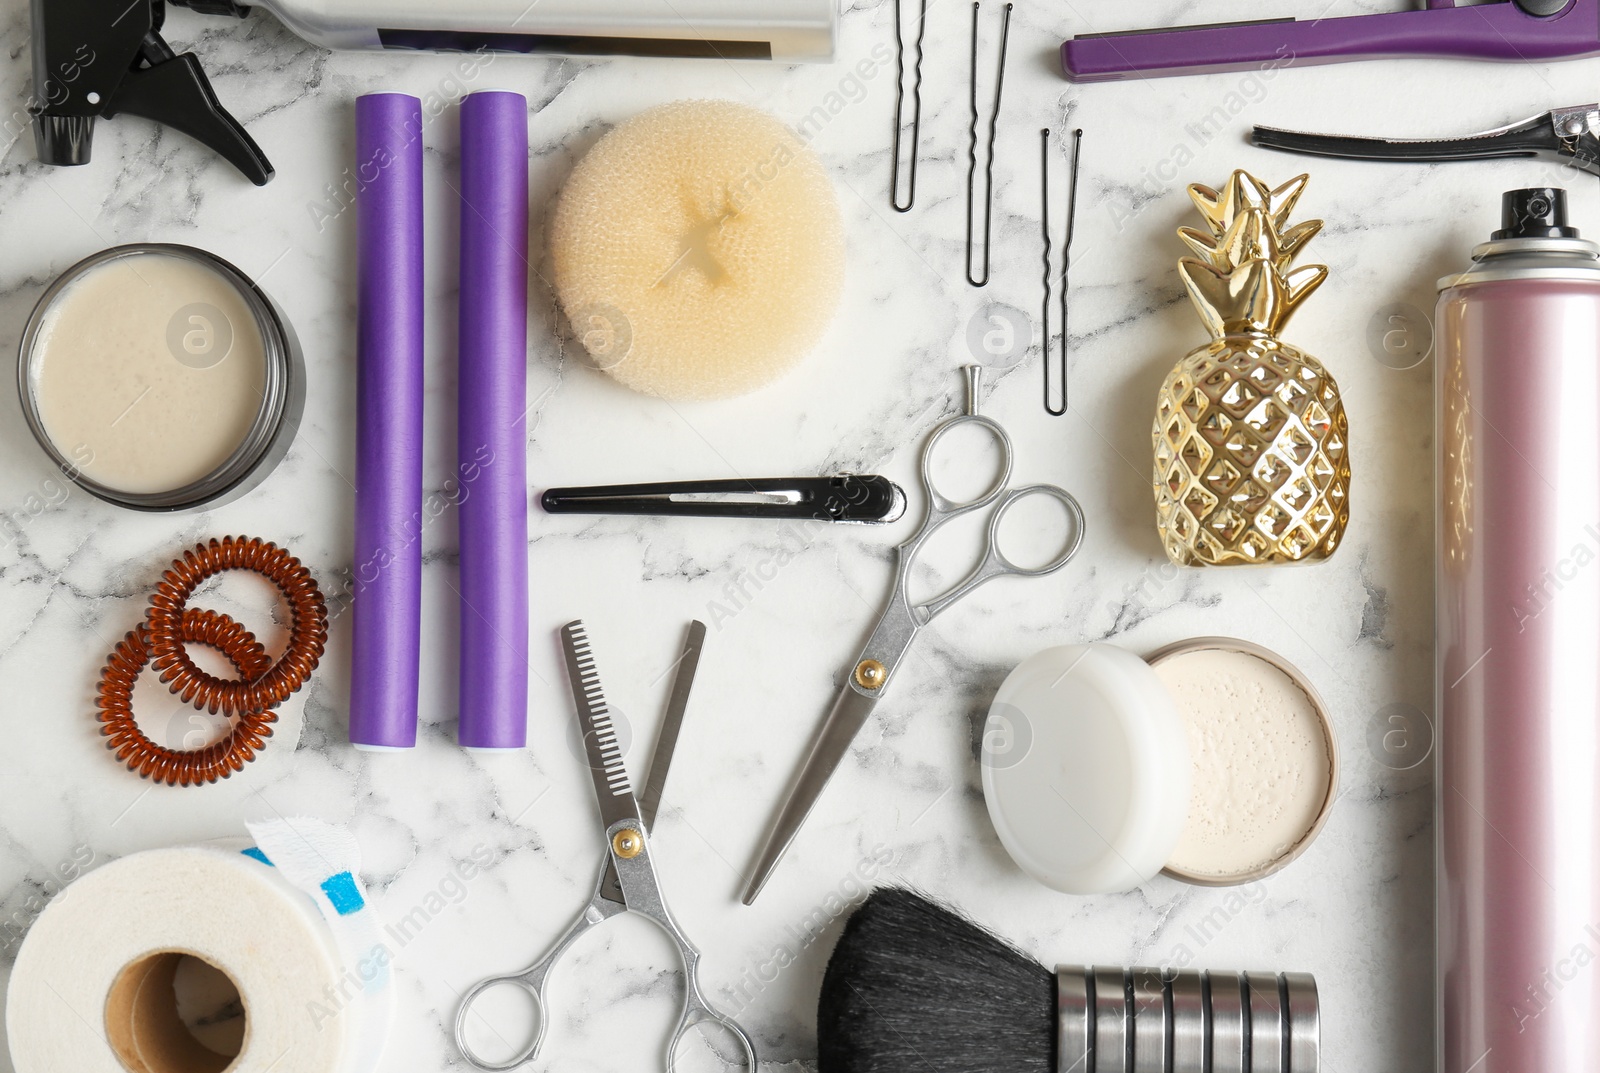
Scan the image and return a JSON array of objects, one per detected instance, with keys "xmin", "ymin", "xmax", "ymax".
[{"xmin": 1437, "ymin": 188, "xmax": 1600, "ymax": 1073}]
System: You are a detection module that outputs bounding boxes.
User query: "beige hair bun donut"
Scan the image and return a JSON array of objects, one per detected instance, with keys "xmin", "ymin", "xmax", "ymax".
[{"xmin": 550, "ymin": 99, "xmax": 845, "ymax": 400}]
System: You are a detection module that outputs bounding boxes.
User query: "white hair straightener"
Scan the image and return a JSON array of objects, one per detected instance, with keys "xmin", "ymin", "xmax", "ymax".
[{"xmin": 29, "ymin": 0, "xmax": 837, "ymax": 185}]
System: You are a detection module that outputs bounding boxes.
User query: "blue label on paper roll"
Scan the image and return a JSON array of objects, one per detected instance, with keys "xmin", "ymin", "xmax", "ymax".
[{"xmin": 320, "ymin": 871, "xmax": 365, "ymax": 916}]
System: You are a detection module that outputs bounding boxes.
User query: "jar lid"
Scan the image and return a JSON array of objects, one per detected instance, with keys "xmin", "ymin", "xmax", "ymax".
[{"xmin": 981, "ymin": 644, "xmax": 1190, "ymax": 894}]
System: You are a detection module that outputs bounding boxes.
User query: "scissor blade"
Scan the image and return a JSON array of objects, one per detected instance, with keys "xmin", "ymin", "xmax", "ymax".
[
  {"xmin": 560, "ymin": 621, "xmax": 642, "ymax": 832},
  {"xmin": 741, "ymin": 682, "xmax": 880, "ymax": 905},
  {"xmin": 638, "ymin": 620, "xmax": 706, "ymax": 832}
]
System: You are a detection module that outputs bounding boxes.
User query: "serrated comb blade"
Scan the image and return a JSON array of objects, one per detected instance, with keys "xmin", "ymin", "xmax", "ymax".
[{"xmin": 560, "ymin": 620, "xmax": 641, "ymax": 831}]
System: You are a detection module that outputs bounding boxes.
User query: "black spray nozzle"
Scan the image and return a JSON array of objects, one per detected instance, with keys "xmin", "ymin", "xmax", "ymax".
[
  {"xmin": 28, "ymin": 0, "xmax": 273, "ymax": 185},
  {"xmin": 33, "ymin": 116, "xmax": 95, "ymax": 168},
  {"xmin": 1494, "ymin": 188, "xmax": 1579, "ymax": 240}
]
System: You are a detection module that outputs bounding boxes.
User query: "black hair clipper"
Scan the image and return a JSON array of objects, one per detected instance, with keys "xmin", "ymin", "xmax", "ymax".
[
  {"xmin": 30, "ymin": 0, "xmax": 273, "ymax": 185},
  {"xmin": 1251, "ymin": 104, "xmax": 1600, "ymax": 178}
]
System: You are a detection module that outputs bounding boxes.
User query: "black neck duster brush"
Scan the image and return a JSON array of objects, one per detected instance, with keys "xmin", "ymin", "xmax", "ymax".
[{"xmin": 817, "ymin": 887, "xmax": 1319, "ymax": 1073}]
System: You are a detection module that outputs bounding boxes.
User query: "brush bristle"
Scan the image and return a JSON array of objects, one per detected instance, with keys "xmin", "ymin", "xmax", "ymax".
[{"xmin": 817, "ymin": 888, "xmax": 1055, "ymax": 1073}]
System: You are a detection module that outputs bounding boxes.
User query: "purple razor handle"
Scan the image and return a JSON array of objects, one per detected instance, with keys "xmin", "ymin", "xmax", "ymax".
[
  {"xmin": 457, "ymin": 91, "xmax": 530, "ymax": 750},
  {"xmin": 351, "ymin": 93, "xmax": 424, "ymax": 751},
  {"xmin": 1062, "ymin": 0, "xmax": 1597, "ymax": 82}
]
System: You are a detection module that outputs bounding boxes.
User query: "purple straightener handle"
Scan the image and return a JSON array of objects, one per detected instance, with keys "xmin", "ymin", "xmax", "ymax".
[
  {"xmin": 351, "ymin": 93, "xmax": 424, "ymax": 751},
  {"xmin": 457, "ymin": 91, "xmax": 530, "ymax": 750},
  {"xmin": 1062, "ymin": 0, "xmax": 1594, "ymax": 82}
]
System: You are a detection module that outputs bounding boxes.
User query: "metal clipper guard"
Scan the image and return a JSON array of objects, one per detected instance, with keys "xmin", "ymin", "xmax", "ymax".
[
  {"xmin": 29, "ymin": 0, "xmax": 274, "ymax": 185},
  {"xmin": 1251, "ymin": 104, "xmax": 1600, "ymax": 177}
]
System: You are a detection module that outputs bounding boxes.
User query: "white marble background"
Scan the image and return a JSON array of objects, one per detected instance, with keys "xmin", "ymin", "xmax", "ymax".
[{"xmin": 1, "ymin": 0, "xmax": 1586, "ymax": 1068}]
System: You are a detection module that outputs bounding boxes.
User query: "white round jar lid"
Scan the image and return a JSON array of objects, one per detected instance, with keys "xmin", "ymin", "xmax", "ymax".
[{"xmin": 981, "ymin": 643, "xmax": 1191, "ymax": 894}]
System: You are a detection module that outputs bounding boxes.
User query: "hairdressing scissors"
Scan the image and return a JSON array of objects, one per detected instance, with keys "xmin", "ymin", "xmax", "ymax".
[
  {"xmin": 741, "ymin": 366, "xmax": 1087, "ymax": 903},
  {"xmin": 455, "ymin": 620, "xmax": 755, "ymax": 1072}
]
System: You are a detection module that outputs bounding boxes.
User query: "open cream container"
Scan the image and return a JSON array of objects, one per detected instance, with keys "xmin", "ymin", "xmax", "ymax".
[
  {"xmin": 981, "ymin": 637, "xmax": 1338, "ymax": 894},
  {"xmin": 17, "ymin": 244, "xmax": 303, "ymax": 512}
]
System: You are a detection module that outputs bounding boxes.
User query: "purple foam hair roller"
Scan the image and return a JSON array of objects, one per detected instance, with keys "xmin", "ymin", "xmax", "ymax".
[
  {"xmin": 350, "ymin": 92, "xmax": 424, "ymax": 751},
  {"xmin": 458, "ymin": 91, "xmax": 529, "ymax": 750}
]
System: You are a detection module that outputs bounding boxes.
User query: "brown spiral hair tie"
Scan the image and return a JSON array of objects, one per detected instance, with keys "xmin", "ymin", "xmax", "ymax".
[
  {"xmin": 96, "ymin": 608, "xmax": 279, "ymax": 787},
  {"xmin": 145, "ymin": 536, "xmax": 328, "ymax": 715}
]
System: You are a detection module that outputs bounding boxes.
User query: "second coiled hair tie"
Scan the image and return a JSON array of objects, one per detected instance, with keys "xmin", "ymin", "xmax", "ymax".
[{"xmin": 145, "ymin": 536, "xmax": 328, "ymax": 715}]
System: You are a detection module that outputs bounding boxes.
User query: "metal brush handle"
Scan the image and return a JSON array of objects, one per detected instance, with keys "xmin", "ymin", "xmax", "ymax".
[{"xmin": 1055, "ymin": 967, "xmax": 1318, "ymax": 1073}]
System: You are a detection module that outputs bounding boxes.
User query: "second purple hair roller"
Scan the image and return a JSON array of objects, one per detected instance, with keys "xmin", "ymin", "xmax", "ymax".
[{"xmin": 457, "ymin": 91, "xmax": 530, "ymax": 750}]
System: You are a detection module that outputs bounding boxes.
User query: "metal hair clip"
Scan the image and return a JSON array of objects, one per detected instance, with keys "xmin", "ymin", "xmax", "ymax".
[
  {"xmin": 1251, "ymin": 103, "xmax": 1600, "ymax": 177},
  {"xmin": 541, "ymin": 475, "xmax": 907, "ymax": 524}
]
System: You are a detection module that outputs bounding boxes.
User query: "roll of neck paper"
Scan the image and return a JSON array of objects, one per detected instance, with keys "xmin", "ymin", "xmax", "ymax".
[
  {"xmin": 457, "ymin": 91, "xmax": 529, "ymax": 750},
  {"xmin": 350, "ymin": 93, "xmax": 425, "ymax": 750},
  {"xmin": 6, "ymin": 819, "xmax": 393, "ymax": 1073}
]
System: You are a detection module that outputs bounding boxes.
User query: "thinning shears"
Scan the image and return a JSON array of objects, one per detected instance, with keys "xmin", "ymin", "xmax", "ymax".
[
  {"xmin": 455, "ymin": 620, "xmax": 754, "ymax": 1071},
  {"xmin": 741, "ymin": 367, "xmax": 1087, "ymax": 903}
]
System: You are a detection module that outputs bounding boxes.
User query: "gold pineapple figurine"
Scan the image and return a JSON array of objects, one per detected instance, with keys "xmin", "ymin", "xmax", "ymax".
[{"xmin": 1153, "ymin": 170, "xmax": 1350, "ymax": 566}]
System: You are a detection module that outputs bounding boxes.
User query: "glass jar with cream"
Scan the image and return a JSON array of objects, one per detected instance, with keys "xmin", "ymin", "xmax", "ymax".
[
  {"xmin": 17, "ymin": 244, "xmax": 303, "ymax": 511},
  {"xmin": 981, "ymin": 637, "xmax": 1339, "ymax": 893}
]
